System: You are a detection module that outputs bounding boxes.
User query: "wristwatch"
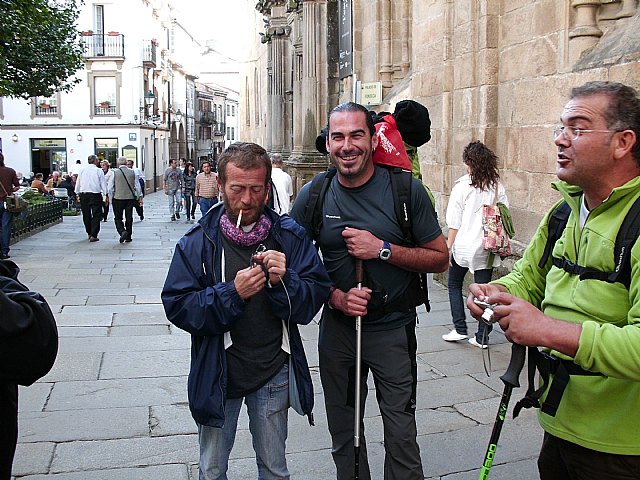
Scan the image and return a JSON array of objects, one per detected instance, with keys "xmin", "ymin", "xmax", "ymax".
[{"xmin": 378, "ymin": 241, "xmax": 392, "ymax": 261}]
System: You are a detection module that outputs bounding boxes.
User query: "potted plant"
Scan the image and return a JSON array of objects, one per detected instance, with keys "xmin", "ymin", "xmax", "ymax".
[
  {"xmin": 99, "ymin": 100, "xmax": 111, "ymax": 109},
  {"xmin": 39, "ymin": 100, "xmax": 50, "ymax": 109},
  {"xmin": 81, "ymin": 30, "xmax": 93, "ymax": 36},
  {"xmin": 108, "ymin": 31, "xmax": 119, "ymax": 36}
]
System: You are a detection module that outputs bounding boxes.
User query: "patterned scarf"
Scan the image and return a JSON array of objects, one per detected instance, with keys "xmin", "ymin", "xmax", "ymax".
[{"xmin": 219, "ymin": 212, "xmax": 272, "ymax": 247}]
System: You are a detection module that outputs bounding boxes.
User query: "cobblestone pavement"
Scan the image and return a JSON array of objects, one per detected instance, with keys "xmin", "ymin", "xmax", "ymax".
[{"xmin": 10, "ymin": 192, "xmax": 542, "ymax": 479}]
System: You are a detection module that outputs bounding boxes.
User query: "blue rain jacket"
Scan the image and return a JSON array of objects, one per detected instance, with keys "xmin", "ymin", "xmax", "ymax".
[{"xmin": 161, "ymin": 204, "xmax": 331, "ymax": 427}]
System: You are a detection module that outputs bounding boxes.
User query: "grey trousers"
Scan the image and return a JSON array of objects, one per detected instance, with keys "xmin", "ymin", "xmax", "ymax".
[{"xmin": 318, "ymin": 312, "xmax": 423, "ymax": 480}]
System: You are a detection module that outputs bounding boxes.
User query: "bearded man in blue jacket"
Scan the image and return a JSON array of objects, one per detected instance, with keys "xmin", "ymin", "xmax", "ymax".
[{"xmin": 162, "ymin": 142, "xmax": 331, "ymax": 480}]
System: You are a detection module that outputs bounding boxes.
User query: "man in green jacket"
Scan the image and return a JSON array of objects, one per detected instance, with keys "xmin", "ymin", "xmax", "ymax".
[{"xmin": 468, "ymin": 81, "xmax": 640, "ymax": 479}]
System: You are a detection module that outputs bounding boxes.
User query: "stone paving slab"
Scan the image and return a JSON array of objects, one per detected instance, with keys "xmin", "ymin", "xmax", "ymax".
[
  {"xmin": 99, "ymin": 350, "xmax": 189, "ymax": 379},
  {"xmin": 56, "ymin": 333, "xmax": 189, "ymax": 353},
  {"xmin": 18, "ymin": 464, "xmax": 190, "ymax": 480},
  {"xmin": 45, "ymin": 377, "xmax": 187, "ymax": 411},
  {"xmin": 40, "ymin": 352, "xmax": 102, "ymax": 382},
  {"xmin": 50, "ymin": 435, "xmax": 199, "ymax": 473},
  {"xmin": 18, "ymin": 407, "xmax": 149, "ymax": 442}
]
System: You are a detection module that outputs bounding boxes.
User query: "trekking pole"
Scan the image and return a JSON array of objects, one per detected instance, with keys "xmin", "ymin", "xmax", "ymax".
[
  {"xmin": 478, "ymin": 343, "xmax": 526, "ymax": 480},
  {"xmin": 354, "ymin": 258, "xmax": 364, "ymax": 480}
]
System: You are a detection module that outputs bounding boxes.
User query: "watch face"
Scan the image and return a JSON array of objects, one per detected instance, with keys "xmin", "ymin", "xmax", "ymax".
[{"xmin": 379, "ymin": 248, "xmax": 391, "ymax": 261}]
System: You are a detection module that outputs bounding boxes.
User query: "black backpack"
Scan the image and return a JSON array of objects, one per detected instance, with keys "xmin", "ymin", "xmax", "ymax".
[
  {"xmin": 0, "ymin": 260, "xmax": 58, "ymax": 386},
  {"xmin": 302, "ymin": 166, "xmax": 431, "ymax": 312},
  {"xmin": 514, "ymin": 195, "xmax": 640, "ymax": 418}
]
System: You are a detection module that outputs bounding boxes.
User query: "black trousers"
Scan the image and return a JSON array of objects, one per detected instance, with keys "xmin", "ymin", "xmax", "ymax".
[
  {"xmin": 319, "ymin": 313, "xmax": 423, "ymax": 480},
  {"xmin": 539, "ymin": 432, "xmax": 640, "ymax": 480},
  {"xmin": 79, "ymin": 193, "xmax": 103, "ymax": 238},
  {"xmin": 0, "ymin": 382, "xmax": 18, "ymax": 480},
  {"xmin": 112, "ymin": 198, "xmax": 136, "ymax": 239}
]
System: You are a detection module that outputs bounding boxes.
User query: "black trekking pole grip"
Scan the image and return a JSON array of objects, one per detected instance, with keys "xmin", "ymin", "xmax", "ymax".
[
  {"xmin": 355, "ymin": 258, "xmax": 363, "ymax": 285},
  {"xmin": 499, "ymin": 343, "xmax": 526, "ymax": 389}
]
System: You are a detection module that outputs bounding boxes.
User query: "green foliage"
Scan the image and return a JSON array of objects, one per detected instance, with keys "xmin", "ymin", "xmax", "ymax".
[
  {"xmin": 0, "ymin": 0, "xmax": 86, "ymax": 99},
  {"xmin": 21, "ymin": 189, "xmax": 50, "ymax": 204}
]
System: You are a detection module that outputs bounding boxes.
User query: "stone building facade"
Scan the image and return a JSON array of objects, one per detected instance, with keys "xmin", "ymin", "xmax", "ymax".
[{"xmin": 240, "ymin": 0, "xmax": 640, "ymax": 246}]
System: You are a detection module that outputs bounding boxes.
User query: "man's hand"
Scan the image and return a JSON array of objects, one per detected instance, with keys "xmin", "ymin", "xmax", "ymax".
[
  {"xmin": 467, "ymin": 282, "xmax": 508, "ymax": 319},
  {"xmin": 234, "ymin": 265, "xmax": 267, "ymax": 300},
  {"xmin": 342, "ymin": 227, "xmax": 380, "ymax": 260},
  {"xmin": 330, "ymin": 287, "xmax": 372, "ymax": 317},
  {"xmin": 252, "ymin": 250, "xmax": 286, "ymax": 286}
]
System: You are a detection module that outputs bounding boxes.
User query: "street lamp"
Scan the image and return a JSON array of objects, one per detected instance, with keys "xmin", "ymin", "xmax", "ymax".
[
  {"xmin": 144, "ymin": 90, "xmax": 155, "ymax": 117},
  {"xmin": 144, "ymin": 90, "xmax": 158, "ymax": 191},
  {"xmin": 174, "ymin": 109, "xmax": 183, "ymax": 125}
]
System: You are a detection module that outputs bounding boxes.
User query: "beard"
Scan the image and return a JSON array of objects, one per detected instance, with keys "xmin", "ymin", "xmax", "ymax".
[{"xmin": 223, "ymin": 197, "xmax": 266, "ymax": 227}]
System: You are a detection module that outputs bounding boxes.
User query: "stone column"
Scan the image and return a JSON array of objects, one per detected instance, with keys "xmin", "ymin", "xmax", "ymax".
[
  {"xmin": 288, "ymin": 0, "xmax": 330, "ymax": 193},
  {"xmin": 266, "ymin": 10, "xmax": 291, "ymax": 154},
  {"xmin": 569, "ymin": 0, "xmax": 603, "ymax": 64},
  {"xmin": 398, "ymin": 0, "xmax": 411, "ymax": 76},
  {"xmin": 379, "ymin": 0, "xmax": 394, "ymax": 88}
]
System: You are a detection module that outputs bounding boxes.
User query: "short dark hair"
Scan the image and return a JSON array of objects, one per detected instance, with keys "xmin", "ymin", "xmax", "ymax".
[
  {"xmin": 217, "ymin": 142, "xmax": 271, "ymax": 187},
  {"xmin": 87, "ymin": 154, "xmax": 98, "ymax": 164},
  {"xmin": 570, "ymin": 81, "xmax": 640, "ymax": 165},
  {"xmin": 328, "ymin": 102, "xmax": 376, "ymax": 136}
]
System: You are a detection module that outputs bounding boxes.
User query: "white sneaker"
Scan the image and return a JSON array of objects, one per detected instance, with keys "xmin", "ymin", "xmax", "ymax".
[
  {"xmin": 468, "ymin": 337, "xmax": 488, "ymax": 349},
  {"xmin": 442, "ymin": 329, "xmax": 467, "ymax": 342}
]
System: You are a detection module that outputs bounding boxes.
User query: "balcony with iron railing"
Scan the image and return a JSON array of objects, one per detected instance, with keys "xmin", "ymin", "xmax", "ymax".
[
  {"xmin": 35, "ymin": 104, "xmax": 58, "ymax": 116},
  {"xmin": 199, "ymin": 111, "xmax": 217, "ymax": 125},
  {"xmin": 143, "ymin": 40, "xmax": 157, "ymax": 67},
  {"xmin": 94, "ymin": 103, "xmax": 117, "ymax": 115},
  {"xmin": 82, "ymin": 33, "xmax": 125, "ymax": 58}
]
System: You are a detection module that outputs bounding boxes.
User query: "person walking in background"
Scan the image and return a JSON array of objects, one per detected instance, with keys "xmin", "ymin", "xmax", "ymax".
[
  {"xmin": 195, "ymin": 160, "xmax": 219, "ymax": 217},
  {"xmin": 442, "ymin": 141, "xmax": 509, "ymax": 348},
  {"xmin": 75, "ymin": 155, "xmax": 107, "ymax": 242},
  {"xmin": 108, "ymin": 157, "xmax": 142, "ymax": 243},
  {"xmin": 100, "ymin": 160, "xmax": 113, "ymax": 222},
  {"xmin": 126, "ymin": 159, "xmax": 146, "ymax": 221},
  {"xmin": 163, "ymin": 159, "xmax": 183, "ymax": 221},
  {"xmin": 0, "ymin": 152, "xmax": 20, "ymax": 259},
  {"xmin": 182, "ymin": 162, "xmax": 197, "ymax": 223},
  {"xmin": 161, "ymin": 142, "xmax": 331, "ymax": 480},
  {"xmin": 269, "ymin": 153, "xmax": 293, "ymax": 215}
]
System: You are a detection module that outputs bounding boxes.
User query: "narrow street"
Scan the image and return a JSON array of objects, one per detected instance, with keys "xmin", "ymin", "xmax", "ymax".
[{"xmin": 11, "ymin": 191, "xmax": 541, "ymax": 479}]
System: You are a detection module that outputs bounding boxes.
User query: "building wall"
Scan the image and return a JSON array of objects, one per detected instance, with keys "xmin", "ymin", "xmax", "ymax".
[{"xmin": 242, "ymin": 0, "xmax": 640, "ymax": 248}]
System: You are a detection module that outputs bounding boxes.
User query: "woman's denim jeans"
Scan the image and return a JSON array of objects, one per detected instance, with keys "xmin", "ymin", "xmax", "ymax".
[
  {"xmin": 447, "ymin": 257, "xmax": 493, "ymax": 341},
  {"xmin": 198, "ymin": 363, "xmax": 290, "ymax": 480}
]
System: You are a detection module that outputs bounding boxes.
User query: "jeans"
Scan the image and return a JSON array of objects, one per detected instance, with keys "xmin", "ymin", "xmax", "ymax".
[
  {"xmin": 198, "ymin": 363, "xmax": 290, "ymax": 480},
  {"xmin": 447, "ymin": 257, "xmax": 493, "ymax": 341},
  {"xmin": 0, "ymin": 204, "xmax": 13, "ymax": 256},
  {"xmin": 184, "ymin": 192, "xmax": 196, "ymax": 219},
  {"xmin": 167, "ymin": 189, "xmax": 182, "ymax": 217},
  {"xmin": 199, "ymin": 197, "xmax": 217, "ymax": 217}
]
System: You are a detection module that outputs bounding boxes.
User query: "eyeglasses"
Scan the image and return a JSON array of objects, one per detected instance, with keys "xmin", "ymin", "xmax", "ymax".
[{"xmin": 553, "ymin": 126, "xmax": 619, "ymax": 141}]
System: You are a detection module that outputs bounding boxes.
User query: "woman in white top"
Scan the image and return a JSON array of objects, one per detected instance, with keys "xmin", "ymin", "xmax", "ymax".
[
  {"xmin": 442, "ymin": 141, "xmax": 509, "ymax": 348},
  {"xmin": 101, "ymin": 161, "xmax": 114, "ymax": 222}
]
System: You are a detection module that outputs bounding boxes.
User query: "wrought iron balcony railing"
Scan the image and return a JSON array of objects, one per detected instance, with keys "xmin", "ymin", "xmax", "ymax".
[{"xmin": 82, "ymin": 33, "xmax": 125, "ymax": 58}]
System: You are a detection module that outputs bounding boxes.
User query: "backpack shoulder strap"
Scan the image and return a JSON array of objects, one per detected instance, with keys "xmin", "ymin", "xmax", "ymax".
[
  {"xmin": 387, "ymin": 167, "xmax": 414, "ymax": 245},
  {"xmin": 581, "ymin": 194, "xmax": 640, "ymax": 288},
  {"xmin": 538, "ymin": 201, "xmax": 571, "ymax": 269},
  {"xmin": 304, "ymin": 168, "xmax": 337, "ymax": 241}
]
